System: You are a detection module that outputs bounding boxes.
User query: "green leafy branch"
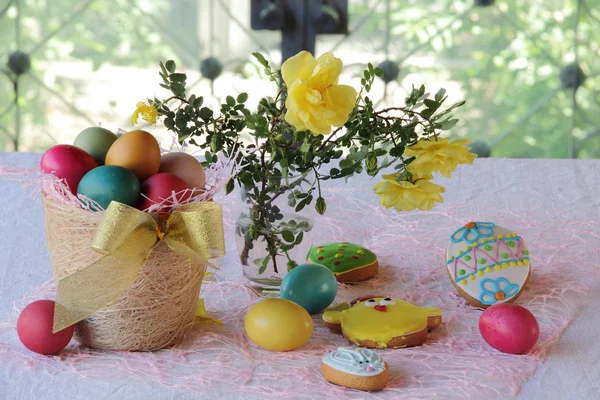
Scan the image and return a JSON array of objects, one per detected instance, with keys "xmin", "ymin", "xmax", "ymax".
[{"xmin": 152, "ymin": 55, "xmax": 464, "ymax": 275}]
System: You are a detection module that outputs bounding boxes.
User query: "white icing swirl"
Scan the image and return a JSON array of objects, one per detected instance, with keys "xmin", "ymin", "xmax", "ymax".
[{"xmin": 323, "ymin": 348, "xmax": 386, "ymax": 376}]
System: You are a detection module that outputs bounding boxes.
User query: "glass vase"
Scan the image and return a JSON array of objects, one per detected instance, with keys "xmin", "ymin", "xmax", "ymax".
[{"xmin": 235, "ymin": 171, "xmax": 315, "ymax": 290}]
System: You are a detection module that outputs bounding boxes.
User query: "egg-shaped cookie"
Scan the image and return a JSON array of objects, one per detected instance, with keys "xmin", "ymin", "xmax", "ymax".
[
  {"xmin": 307, "ymin": 242, "xmax": 378, "ymax": 282},
  {"xmin": 445, "ymin": 222, "xmax": 531, "ymax": 308}
]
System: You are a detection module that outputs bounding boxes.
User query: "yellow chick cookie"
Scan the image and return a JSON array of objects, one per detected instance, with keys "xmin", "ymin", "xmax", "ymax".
[{"xmin": 322, "ymin": 296, "xmax": 442, "ymax": 349}]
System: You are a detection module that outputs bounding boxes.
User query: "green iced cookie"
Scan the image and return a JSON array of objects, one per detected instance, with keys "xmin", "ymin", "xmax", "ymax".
[{"xmin": 307, "ymin": 242, "xmax": 379, "ymax": 282}]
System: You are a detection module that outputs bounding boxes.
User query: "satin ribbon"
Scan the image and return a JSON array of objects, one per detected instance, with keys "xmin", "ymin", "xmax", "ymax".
[{"xmin": 53, "ymin": 201, "xmax": 225, "ymax": 333}]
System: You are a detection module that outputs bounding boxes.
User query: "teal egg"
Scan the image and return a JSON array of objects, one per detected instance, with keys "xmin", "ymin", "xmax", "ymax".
[
  {"xmin": 73, "ymin": 127, "xmax": 118, "ymax": 165},
  {"xmin": 77, "ymin": 166, "xmax": 140, "ymax": 210},
  {"xmin": 281, "ymin": 263, "xmax": 338, "ymax": 314}
]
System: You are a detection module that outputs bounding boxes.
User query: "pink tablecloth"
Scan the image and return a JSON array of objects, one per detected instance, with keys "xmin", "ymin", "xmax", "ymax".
[{"xmin": 0, "ymin": 153, "xmax": 599, "ymax": 399}]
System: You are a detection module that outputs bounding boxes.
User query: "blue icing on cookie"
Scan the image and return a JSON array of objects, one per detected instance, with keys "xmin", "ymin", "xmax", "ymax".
[
  {"xmin": 479, "ymin": 277, "xmax": 520, "ymax": 305},
  {"xmin": 323, "ymin": 348, "xmax": 385, "ymax": 376},
  {"xmin": 450, "ymin": 222, "xmax": 495, "ymax": 244}
]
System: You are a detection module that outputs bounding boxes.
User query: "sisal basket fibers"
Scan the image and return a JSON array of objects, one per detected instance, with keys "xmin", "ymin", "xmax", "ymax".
[{"xmin": 42, "ymin": 195, "xmax": 206, "ymax": 351}]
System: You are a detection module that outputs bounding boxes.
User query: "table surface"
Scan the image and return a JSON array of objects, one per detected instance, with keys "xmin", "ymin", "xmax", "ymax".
[{"xmin": 0, "ymin": 152, "xmax": 599, "ymax": 400}]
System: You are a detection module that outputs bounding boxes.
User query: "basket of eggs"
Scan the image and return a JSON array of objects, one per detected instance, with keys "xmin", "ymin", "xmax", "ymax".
[{"xmin": 39, "ymin": 127, "xmax": 225, "ymax": 351}]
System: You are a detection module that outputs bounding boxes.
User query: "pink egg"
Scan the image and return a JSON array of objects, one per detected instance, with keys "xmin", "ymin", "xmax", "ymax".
[
  {"xmin": 40, "ymin": 144, "xmax": 98, "ymax": 194},
  {"xmin": 138, "ymin": 172, "xmax": 192, "ymax": 210},
  {"xmin": 479, "ymin": 303, "xmax": 539, "ymax": 354},
  {"xmin": 17, "ymin": 300, "xmax": 74, "ymax": 355}
]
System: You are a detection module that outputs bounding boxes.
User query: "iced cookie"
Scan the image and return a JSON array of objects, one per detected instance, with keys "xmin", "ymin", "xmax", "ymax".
[
  {"xmin": 446, "ymin": 222, "xmax": 531, "ymax": 308},
  {"xmin": 321, "ymin": 348, "xmax": 388, "ymax": 391},
  {"xmin": 322, "ymin": 296, "xmax": 442, "ymax": 349},
  {"xmin": 307, "ymin": 242, "xmax": 378, "ymax": 283}
]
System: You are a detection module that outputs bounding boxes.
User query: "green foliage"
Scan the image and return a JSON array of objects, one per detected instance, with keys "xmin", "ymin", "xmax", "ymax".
[
  {"xmin": 0, "ymin": 0, "xmax": 176, "ymax": 151},
  {"xmin": 350, "ymin": 0, "xmax": 600, "ymax": 158},
  {"xmin": 2, "ymin": 0, "xmax": 598, "ymax": 157},
  {"xmin": 153, "ymin": 55, "xmax": 463, "ymax": 274}
]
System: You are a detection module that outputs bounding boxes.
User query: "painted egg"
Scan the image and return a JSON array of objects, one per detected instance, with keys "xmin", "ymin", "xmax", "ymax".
[
  {"xmin": 445, "ymin": 222, "xmax": 531, "ymax": 308},
  {"xmin": 17, "ymin": 300, "xmax": 74, "ymax": 355},
  {"xmin": 159, "ymin": 152, "xmax": 206, "ymax": 191},
  {"xmin": 479, "ymin": 303, "xmax": 539, "ymax": 354},
  {"xmin": 138, "ymin": 172, "xmax": 192, "ymax": 210},
  {"xmin": 73, "ymin": 126, "xmax": 118, "ymax": 165},
  {"xmin": 105, "ymin": 130, "xmax": 161, "ymax": 180},
  {"xmin": 77, "ymin": 165, "xmax": 140, "ymax": 210},
  {"xmin": 281, "ymin": 263, "xmax": 338, "ymax": 314},
  {"xmin": 244, "ymin": 298, "xmax": 313, "ymax": 351},
  {"xmin": 40, "ymin": 144, "xmax": 97, "ymax": 194}
]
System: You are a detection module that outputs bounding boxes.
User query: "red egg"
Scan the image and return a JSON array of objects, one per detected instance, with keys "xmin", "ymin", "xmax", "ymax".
[
  {"xmin": 479, "ymin": 303, "xmax": 539, "ymax": 354},
  {"xmin": 17, "ymin": 300, "xmax": 74, "ymax": 355},
  {"xmin": 40, "ymin": 144, "xmax": 97, "ymax": 193},
  {"xmin": 138, "ymin": 172, "xmax": 192, "ymax": 210}
]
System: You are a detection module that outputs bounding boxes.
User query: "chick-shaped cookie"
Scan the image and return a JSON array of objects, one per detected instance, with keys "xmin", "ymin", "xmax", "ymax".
[{"xmin": 322, "ymin": 296, "xmax": 442, "ymax": 349}]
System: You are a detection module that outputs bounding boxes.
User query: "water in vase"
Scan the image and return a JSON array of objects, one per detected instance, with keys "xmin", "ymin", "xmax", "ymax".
[{"xmin": 235, "ymin": 214, "xmax": 314, "ymax": 288}]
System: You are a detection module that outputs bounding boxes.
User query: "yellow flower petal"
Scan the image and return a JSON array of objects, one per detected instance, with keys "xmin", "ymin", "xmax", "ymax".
[
  {"xmin": 307, "ymin": 104, "xmax": 336, "ymax": 120},
  {"xmin": 373, "ymin": 180, "xmax": 403, "ymax": 208},
  {"xmin": 283, "ymin": 51, "xmax": 357, "ymax": 135},
  {"xmin": 304, "ymin": 87, "xmax": 323, "ymax": 105},
  {"xmin": 284, "ymin": 110, "xmax": 307, "ymax": 132},
  {"xmin": 395, "ymin": 200, "xmax": 417, "ymax": 212},
  {"xmin": 285, "ymin": 81, "xmax": 305, "ymax": 112},
  {"xmin": 323, "ymin": 84, "xmax": 357, "ymax": 127},
  {"xmin": 305, "ymin": 109, "xmax": 334, "ymax": 134},
  {"xmin": 281, "ymin": 51, "xmax": 316, "ymax": 86},
  {"xmin": 373, "ymin": 174, "xmax": 445, "ymax": 212},
  {"xmin": 405, "ymin": 137, "xmax": 477, "ymax": 178},
  {"xmin": 380, "ymin": 173, "xmax": 397, "ymax": 182},
  {"xmin": 130, "ymin": 109, "xmax": 141, "ymax": 126},
  {"xmin": 309, "ymin": 52, "xmax": 343, "ymax": 90},
  {"xmin": 131, "ymin": 101, "xmax": 158, "ymax": 126}
]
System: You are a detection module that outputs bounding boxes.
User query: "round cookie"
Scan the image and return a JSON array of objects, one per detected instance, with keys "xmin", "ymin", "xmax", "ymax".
[
  {"xmin": 307, "ymin": 242, "xmax": 378, "ymax": 283},
  {"xmin": 321, "ymin": 348, "xmax": 388, "ymax": 391},
  {"xmin": 445, "ymin": 222, "xmax": 531, "ymax": 308},
  {"xmin": 322, "ymin": 296, "xmax": 442, "ymax": 349}
]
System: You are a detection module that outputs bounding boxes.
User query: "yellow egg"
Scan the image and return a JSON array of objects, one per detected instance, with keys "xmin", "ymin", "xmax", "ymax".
[
  {"xmin": 159, "ymin": 152, "xmax": 206, "ymax": 190},
  {"xmin": 244, "ymin": 298, "xmax": 313, "ymax": 351},
  {"xmin": 105, "ymin": 130, "xmax": 161, "ymax": 180}
]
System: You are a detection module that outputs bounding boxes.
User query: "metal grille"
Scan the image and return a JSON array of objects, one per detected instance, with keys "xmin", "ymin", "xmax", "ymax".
[{"xmin": 1, "ymin": 0, "xmax": 598, "ymax": 158}]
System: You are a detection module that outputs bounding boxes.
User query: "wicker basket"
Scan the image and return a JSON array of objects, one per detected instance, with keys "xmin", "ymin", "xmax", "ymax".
[{"xmin": 42, "ymin": 195, "xmax": 205, "ymax": 351}]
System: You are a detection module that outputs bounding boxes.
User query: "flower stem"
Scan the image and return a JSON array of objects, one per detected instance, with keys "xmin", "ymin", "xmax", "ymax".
[{"xmin": 316, "ymin": 125, "xmax": 344, "ymax": 152}]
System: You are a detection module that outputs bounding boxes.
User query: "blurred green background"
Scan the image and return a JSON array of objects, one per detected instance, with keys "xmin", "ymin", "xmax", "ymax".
[{"xmin": 1, "ymin": 0, "xmax": 598, "ymax": 158}]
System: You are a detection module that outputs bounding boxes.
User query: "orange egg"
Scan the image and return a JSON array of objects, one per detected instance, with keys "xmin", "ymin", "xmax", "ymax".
[
  {"xmin": 105, "ymin": 130, "xmax": 160, "ymax": 180},
  {"xmin": 159, "ymin": 152, "xmax": 206, "ymax": 190}
]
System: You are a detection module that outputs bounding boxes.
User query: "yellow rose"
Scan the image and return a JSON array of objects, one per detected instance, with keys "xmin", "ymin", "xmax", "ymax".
[
  {"xmin": 282, "ymin": 51, "xmax": 357, "ymax": 135},
  {"xmin": 373, "ymin": 174, "xmax": 445, "ymax": 212},
  {"xmin": 405, "ymin": 137, "xmax": 477, "ymax": 178},
  {"xmin": 131, "ymin": 101, "xmax": 158, "ymax": 126}
]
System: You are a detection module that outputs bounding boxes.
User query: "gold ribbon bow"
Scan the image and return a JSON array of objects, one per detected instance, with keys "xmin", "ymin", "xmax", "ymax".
[{"xmin": 53, "ymin": 201, "xmax": 225, "ymax": 333}]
